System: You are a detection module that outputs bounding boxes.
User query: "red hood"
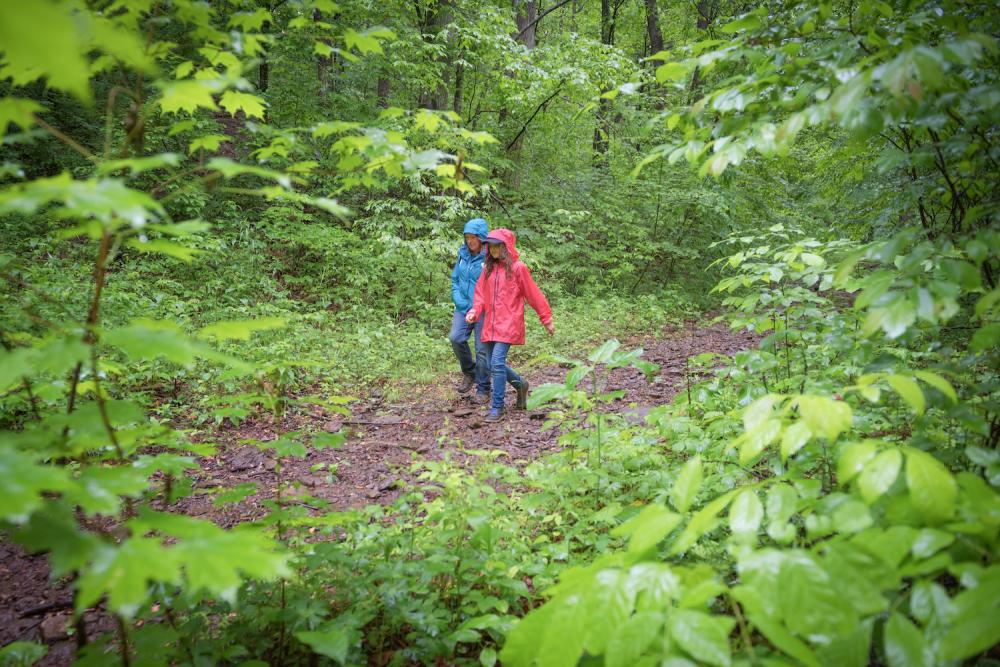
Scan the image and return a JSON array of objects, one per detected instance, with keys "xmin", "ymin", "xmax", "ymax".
[{"xmin": 488, "ymin": 228, "xmax": 519, "ymax": 263}]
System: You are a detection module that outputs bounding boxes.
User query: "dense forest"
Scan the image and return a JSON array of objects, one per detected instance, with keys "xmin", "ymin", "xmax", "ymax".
[{"xmin": 1, "ymin": 0, "xmax": 998, "ymax": 665}]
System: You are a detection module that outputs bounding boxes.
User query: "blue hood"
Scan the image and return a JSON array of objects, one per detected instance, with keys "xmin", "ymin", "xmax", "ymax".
[{"xmin": 463, "ymin": 218, "xmax": 489, "ymax": 241}]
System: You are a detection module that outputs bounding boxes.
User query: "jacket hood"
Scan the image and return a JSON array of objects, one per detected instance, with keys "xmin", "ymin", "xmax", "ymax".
[
  {"xmin": 463, "ymin": 218, "xmax": 489, "ymax": 240},
  {"xmin": 487, "ymin": 228, "xmax": 519, "ymax": 263}
]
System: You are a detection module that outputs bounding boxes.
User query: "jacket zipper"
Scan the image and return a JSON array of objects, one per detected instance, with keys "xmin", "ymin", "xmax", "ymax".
[{"xmin": 491, "ymin": 268, "xmax": 499, "ymax": 340}]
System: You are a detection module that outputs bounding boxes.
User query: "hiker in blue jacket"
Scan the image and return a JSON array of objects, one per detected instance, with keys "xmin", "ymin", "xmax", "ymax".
[{"xmin": 449, "ymin": 218, "xmax": 491, "ymax": 401}]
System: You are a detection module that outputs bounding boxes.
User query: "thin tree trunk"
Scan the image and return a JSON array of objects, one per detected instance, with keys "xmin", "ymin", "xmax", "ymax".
[
  {"xmin": 377, "ymin": 77, "xmax": 390, "ymax": 107},
  {"xmin": 593, "ymin": 0, "xmax": 612, "ymax": 166},
  {"xmin": 453, "ymin": 62, "xmax": 464, "ymax": 114},
  {"xmin": 644, "ymin": 0, "xmax": 663, "ymax": 55}
]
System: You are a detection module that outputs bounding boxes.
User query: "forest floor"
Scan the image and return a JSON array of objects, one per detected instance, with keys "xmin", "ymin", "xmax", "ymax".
[{"xmin": 0, "ymin": 320, "xmax": 756, "ymax": 664}]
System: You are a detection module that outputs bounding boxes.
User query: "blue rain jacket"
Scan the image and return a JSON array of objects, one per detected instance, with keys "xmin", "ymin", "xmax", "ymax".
[{"xmin": 451, "ymin": 218, "xmax": 489, "ymax": 312}]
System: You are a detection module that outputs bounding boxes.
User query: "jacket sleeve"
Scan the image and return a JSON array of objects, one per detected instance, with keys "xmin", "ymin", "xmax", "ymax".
[
  {"xmin": 517, "ymin": 263, "xmax": 552, "ymax": 326},
  {"xmin": 450, "ymin": 258, "xmax": 463, "ymax": 310},
  {"xmin": 468, "ymin": 271, "xmax": 487, "ymax": 321}
]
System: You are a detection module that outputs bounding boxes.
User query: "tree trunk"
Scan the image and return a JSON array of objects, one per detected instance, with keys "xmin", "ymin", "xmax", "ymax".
[
  {"xmin": 259, "ymin": 59, "xmax": 269, "ymax": 92},
  {"xmin": 377, "ymin": 77, "xmax": 390, "ymax": 107},
  {"xmin": 592, "ymin": 0, "xmax": 613, "ymax": 166},
  {"xmin": 644, "ymin": 0, "xmax": 664, "ymax": 55},
  {"xmin": 453, "ymin": 62, "xmax": 464, "ymax": 115},
  {"xmin": 688, "ymin": 0, "xmax": 716, "ymax": 101},
  {"xmin": 504, "ymin": 0, "xmax": 538, "ymax": 187}
]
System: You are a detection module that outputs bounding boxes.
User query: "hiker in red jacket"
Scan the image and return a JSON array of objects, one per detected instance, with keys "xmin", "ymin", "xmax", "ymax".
[{"xmin": 466, "ymin": 228, "xmax": 554, "ymax": 422}]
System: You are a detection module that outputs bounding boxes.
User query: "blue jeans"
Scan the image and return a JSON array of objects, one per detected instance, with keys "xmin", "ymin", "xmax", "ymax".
[
  {"xmin": 484, "ymin": 341, "xmax": 525, "ymax": 411},
  {"xmin": 449, "ymin": 310, "xmax": 490, "ymax": 394}
]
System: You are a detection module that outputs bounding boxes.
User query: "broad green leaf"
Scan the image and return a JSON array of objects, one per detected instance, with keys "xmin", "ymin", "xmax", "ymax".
[
  {"xmin": 795, "ymin": 395, "xmax": 852, "ymax": 441},
  {"xmin": 912, "ymin": 370, "xmax": 957, "ymax": 403},
  {"xmin": 128, "ymin": 238, "xmax": 204, "ymax": 262},
  {"xmin": 0, "ymin": 98, "xmax": 42, "ymax": 141},
  {"xmin": 670, "ymin": 490, "xmax": 737, "ymax": 555},
  {"xmin": 729, "ymin": 489, "xmax": 763, "ymax": 540},
  {"xmin": 0, "ymin": 2, "xmax": 91, "ymax": 101},
  {"xmin": 939, "ymin": 614, "xmax": 1000, "ymax": 661},
  {"xmin": 720, "ymin": 13, "xmax": 763, "ymax": 34},
  {"xmin": 667, "ymin": 610, "xmax": 733, "ymax": 667},
  {"xmin": 746, "ymin": 612, "xmax": 820, "ymax": 667},
  {"xmin": 780, "ymin": 421, "xmax": 812, "ymax": 461},
  {"xmin": 0, "ymin": 641, "xmax": 48, "ymax": 666},
  {"xmin": 857, "ymin": 448, "xmax": 902, "ymax": 504},
  {"xmin": 605, "ymin": 612, "xmax": 663, "ymax": 667},
  {"xmin": 656, "ymin": 62, "xmax": 689, "ymax": 83},
  {"xmin": 526, "ymin": 383, "xmax": 570, "ymax": 410},
  {"xmin": 77, "ymin": 537, "xmax": 181, "ymax": 619},
  {"xmin": 0, "ymin": 449, "xmax": 72, "ymax": 523},
  {"xmin": 297, "ymin": 625, "xmax": 351, "ymax": 664},
  {"xmin": 220, "ymin": 90, "xmax": 266, "ymax": 119},
  {"xmin": 158, "ymin": 79, "xmax": 222, "ymax": 114},
  {"xmin": 838, "ymin": 441, "xmax": 878, "ymax": 484},
  {"xmin": 97, "ymin": 153, "xmax": 182, "ymax": 176},
  {"xmin": 198, "ymin": 317, "xmax": 287, "ymax": 341},
  {"xmin": 905, "ymin": 448, "xmax": 957, "ymax": 523},
  {"xmin": 611, "ymin": 504, "xmax": 681, "ymax": 555},
  {"xmin": 588, "ymin": 339, "xmax": 621, "ymax": 363},
  {"xmin": 670, "ymin": 456, "xmax": 702, "ymax": 513},
  {"xmin": 970, "ymin": 322, "xmax": 1000, "ymax": 352},
  {"xmin": 188, "ymin": 134, "xmax": 230, "ymax": 154},
  {"xmin": 66, "ymin": 465, "xmax": 151, "ymax": 516},
  {"xmin": 887, "ymin": 375, "xmax": 925, "ymax": 415}
]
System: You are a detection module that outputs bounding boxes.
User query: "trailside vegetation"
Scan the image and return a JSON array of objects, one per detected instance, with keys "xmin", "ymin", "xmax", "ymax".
[{"xmin": 1, "ymin": 0, "xmax": 998, "ymax": 665}]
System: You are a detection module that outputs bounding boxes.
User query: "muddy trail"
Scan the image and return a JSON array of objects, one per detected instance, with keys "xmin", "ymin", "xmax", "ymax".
[{"xmin": 1, "ymin": 321, "xmax": 756, "ymax": 662}]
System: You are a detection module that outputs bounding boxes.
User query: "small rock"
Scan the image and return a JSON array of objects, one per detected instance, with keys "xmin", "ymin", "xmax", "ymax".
[
  {"xmin": 453, "ymin": 408, "xmax": 474, "ymax": 418},
  {"xmin": 365, "ymin": 488, "xmax": 382, "ymax": 499},
  {"xmin": 323, "ymin": 419, "xmax": 342, "ymax": 433},
  {"xmin": 40, "ymin": 614, "xmax": 69, "ymax": 642},
  {"xmin": 263, "ymin": 458, "xmax": 278, "ymax": 471}
]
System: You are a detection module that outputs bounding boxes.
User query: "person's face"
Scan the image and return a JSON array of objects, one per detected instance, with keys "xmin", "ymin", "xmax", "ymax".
[
  {"xmin": 488, "ymin": 242, "xmax": 503, "ymax": 259},
  {"xmin": 465, "ymin": 233, "xmax": 482, "ymax": 255}
]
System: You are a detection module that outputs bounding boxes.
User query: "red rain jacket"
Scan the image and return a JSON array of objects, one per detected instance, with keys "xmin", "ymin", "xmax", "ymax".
[{"xmin": 469, "ymin": 229, "xmax": 552, "ymax": 345}]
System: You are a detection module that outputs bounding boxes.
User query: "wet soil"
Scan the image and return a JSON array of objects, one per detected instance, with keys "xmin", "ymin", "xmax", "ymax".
[{"xmin": 0, "ymin": 321, "xmax": 756, "ymax": 663}]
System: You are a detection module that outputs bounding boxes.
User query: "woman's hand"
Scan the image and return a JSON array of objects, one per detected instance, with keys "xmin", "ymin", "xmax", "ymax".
[
  {"xmin": 544, "ymin": 321, "xmax": 555, "ymax": 335},
  {"xmin": 465, "ymin": 310, "xmax": 477, "ymax": 324}
]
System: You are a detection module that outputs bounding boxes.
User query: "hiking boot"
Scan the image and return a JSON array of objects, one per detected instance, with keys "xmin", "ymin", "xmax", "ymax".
[
  {"xmin": 485, "ymin": 408, "xmax": 504, "ymax": 423},
  {"xmin": 515, "ymin": 380, "xmax": 530, "ymax": 410},
  {"xmin": 472, "ymin": 392, "xmax": 490, "ymax": 405},
  {"xmin": 456, "ymin": 373, "xmax": 475, "ymax": 394}
]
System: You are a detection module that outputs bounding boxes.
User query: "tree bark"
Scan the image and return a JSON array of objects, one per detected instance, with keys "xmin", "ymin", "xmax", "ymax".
[
  {"xmin": 644, "ymin": 0, "xmax": 664, "ymax": 56},
  {"xmin": 452, "ymin": 62, "xmax": 464, "ymax": 114},
  {"xmin": 592, "ymin": 0, "xmax": 613, "ymax": 166},
  {"xmin": 377, "ymin": 77, "xmax": 390, "ymax": 107}
]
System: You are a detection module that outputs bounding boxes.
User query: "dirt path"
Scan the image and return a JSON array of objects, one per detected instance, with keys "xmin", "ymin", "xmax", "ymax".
[{"xmin": 1, "ymin": 321, "xmax": 755, "ymax": 662}]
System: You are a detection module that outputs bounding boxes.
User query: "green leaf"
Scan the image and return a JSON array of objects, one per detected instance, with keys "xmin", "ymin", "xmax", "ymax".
[
  {"xmin": 656, "ymin": 62, "xmax": 689, "ymax": 83},
  {"xmin": 905, "ymin": 448, "xmax": 957, "ymax": 523},
  {"xmin": 838, "ymin": 441, "xmax": 878, "ymax": 484},
  {"xmin": 220, "ymin": 91, "xmax": 266, "ymax": 120},
  {"xmin": 198, "ymin": 317, "xmax": 287, "ymax": 341},
  {"xmin": 671, "ymin": 490, "xmax": 737, "ymax": 555},
  {"xmin": 729, "ymin": 489, "xmax": 763, "ymax": 540},
  {"xmin": 297, "ymin": 625, "xmax": 351, "ymax": 664},
  {"xmin": 0, "ymin": 2, "xmax": 91, "ymax": 101},
  {"xmin": 745, "ymin": 611, "xmax": 820, "ymax": 667},
  {"xmin": 66, "ymin": 465, "xmax": 151, "ymax": 516},
  {"xmin": 77, "ymin": 537, "xmax": 181, "ymax": 619},
  {"xmin": 720, "ymin": 13, "xmax": 763, "ymax": 34},
  {"xmin": 795, "ymin": 395, "xmax": 852, "ymax": 441},
  {"xmin": 971, "ymin": 322, "xmax": 1000, "ymax": 352},
  {"xmin": 158, "ymin": 79, "xmax": 223, "ymax": 114},
  {"xmin": 606, "ymin": 612, "xmax": 663, "ymax": 667},
  {"xmin": 188, "ymin": 134, "xmax": 230, "ymax": 154},
  {"xmin": 127, "ymin": 238, "xmax": 204, "ymax": 262},
  {"xmin": 0, "ymin": 449, "xmax": 72, "ymax": 524},
  {"xmin": 912, "ymin": 370, "xmax": 957, "ymax": 403},
  {"xmin": 671, "ymin": 456, "xmax": 702, "ymax": 513},
  {"xmin": 526, "ymin": 383, "xmax": 571, "ymax": 410},
  {"xmin": 343, "ymin": 27, "xmax": 395, "ymax": 55},
  {"xmin": 857, "ymin": 448, "xmax": 902, "ymax": 504},
  {"xmin": 887, "ymin": 375, "xmax": 925, "ymax": 415},
  {"xmin": 781, "ymin": 421, "xmax": 812, "ymax": 461},
  {"xmin": 588, "ymin": 339, "xmax": 621, "ymax": 363},
  {"xmin": 612, "ymin": 504, "xmax": 682, "ymax": 555},
  {"xmin": 667, "ymin": 609, "xmax": 733, "ymax": 667},
  {"xmin": 97, "ymin": 153, "xmax": 182, "ymax": 176},
  {"xmin": 0, "ymin": 641, "xmax": 48, "ymax": 667},
  {"xmin": 0, "ymin": 97, "xmax": 42, "ymax": 141}
]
